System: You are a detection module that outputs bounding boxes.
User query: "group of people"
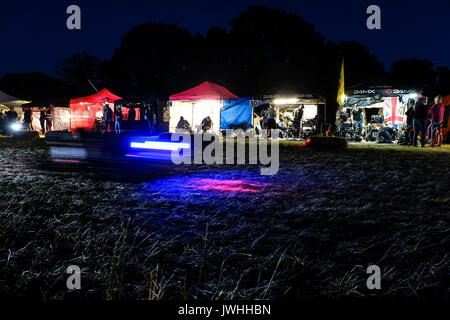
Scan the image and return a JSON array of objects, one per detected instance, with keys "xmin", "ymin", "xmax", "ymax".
[
  {"xmin": 345, "ymin": 95, "xmax": 445, "ymax": 147},
  {"xmin": 94, "ymin": 103, "xmax": 156, "ymax": 135},
  {"xmin": 176, "ymin": 115, "xmax": 213, "ymax": 133},
  {"xmin": 404, "ymin": 95, "xmax": 445, "ymax": 147},
  {"xmin": 0, "ymin": 106, "xmax": 53, "ymax": 135},
  {"xmin": 258, "ymin": 104, "xmax": 306, "ymax": 138}
]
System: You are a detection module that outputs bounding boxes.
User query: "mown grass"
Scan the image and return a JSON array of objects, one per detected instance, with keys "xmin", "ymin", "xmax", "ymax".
[{"xmin": 0, "ymin": 137, "xmax": 448, "ymax": 300}]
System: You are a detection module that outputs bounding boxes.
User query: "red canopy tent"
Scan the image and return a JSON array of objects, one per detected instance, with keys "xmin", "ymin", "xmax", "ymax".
[
  {"xmin": 169, "ymin": 81, "xmax": 238, "ymax": 101},
  {"xmin": 443, "ymin": 95, "xmax": 450, "ymax": 107},
  {"xmin": 70, "ymin": 89, "xmax": 122, "ymax": 132},
  {"xmin": 168, "ymin": 81, "xmax": 238, "ymax": 133}
]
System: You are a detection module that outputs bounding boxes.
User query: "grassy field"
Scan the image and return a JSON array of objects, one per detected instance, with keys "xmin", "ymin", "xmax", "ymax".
[{"xmin": 0, "ymin": 137, "xmax": 448, "ymax": 300}]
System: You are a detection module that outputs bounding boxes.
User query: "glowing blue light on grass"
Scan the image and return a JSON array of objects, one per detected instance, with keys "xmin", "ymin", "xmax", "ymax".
[{"xmin": 130, "ymin": 141, "xmax": 190, "ymax": 151}]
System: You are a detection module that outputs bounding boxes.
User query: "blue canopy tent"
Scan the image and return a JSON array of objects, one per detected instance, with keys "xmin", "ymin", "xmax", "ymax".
[{"xmin": 220, "ymin": 97, "xmax": 253, "ymax": 129}]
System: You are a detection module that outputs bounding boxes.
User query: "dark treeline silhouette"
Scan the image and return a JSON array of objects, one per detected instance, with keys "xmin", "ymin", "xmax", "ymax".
[{"xmin": 1, "ymin": 6, "xmax": 449, "ymax": 118}]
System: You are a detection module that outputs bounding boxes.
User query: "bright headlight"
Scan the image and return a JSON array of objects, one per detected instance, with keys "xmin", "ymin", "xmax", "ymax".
[{"xmin": 10, "ymin": 123, "xmax": 22, "ymax": 131}]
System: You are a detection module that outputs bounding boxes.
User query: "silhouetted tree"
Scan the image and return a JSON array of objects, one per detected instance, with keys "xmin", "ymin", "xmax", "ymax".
[
  {"xmin": 0, "ymin": 72, "xmax": 69, "ymax": 101},
  {"xmin": 436, "ymin": 66, "xmax": 450, "ymax": 96},
  {"xmin": 390, "ymin": 58, "xmax": 437, "ymax": 93},
  {"xmin": 58, "ymin": 52, "xmax": 103, "ymax": 96},
  {"xmin": 333, "ymin": 41, "xmax": 386, "ymax": 88},
  {"xmin": 2, "ymin": 5, "xmax": 447, "ymax": 116},
  {"xmin": 226, "ymin": 6, "xmax": 327, "ymax": 95},
  {"xmin": 105, "ymin": 23, "xmax": 205, "ymax": 97}
]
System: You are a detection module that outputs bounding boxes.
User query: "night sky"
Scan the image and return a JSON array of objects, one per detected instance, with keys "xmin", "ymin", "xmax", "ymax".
[{"xmin": 0, "ymin": 0, "xmax": 449, "ymax": 77}]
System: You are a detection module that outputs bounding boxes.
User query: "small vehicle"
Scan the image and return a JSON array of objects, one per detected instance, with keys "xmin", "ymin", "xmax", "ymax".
[{"xmin": 364, "ymin": 115, "xmax": 384, "ymax": 142}]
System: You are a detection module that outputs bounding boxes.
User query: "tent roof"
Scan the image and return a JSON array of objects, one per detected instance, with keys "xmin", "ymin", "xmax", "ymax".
[
  {"xmin": 443, "ymin": 95, "xmax": 450, "ymax": 106},
  {"xmin": 0, "ymin": 90, "xmax": 31, "ymax": 106},
  {"xmin": 169, "ymin": 81, "xmax": 238, "ymax": 101},
  {"xmin": 70, "ymin": 88, "xmax": 122, "ymax": 104}
]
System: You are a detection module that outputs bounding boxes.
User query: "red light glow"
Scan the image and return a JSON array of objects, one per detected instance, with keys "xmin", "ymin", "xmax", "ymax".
[
  {"xmin": 54, "ymin": 159, "xmax": 80, "ymax": 163},
  {"xmin": 189, "ymin": 178, "xmax": 264, "ymax": 193}
]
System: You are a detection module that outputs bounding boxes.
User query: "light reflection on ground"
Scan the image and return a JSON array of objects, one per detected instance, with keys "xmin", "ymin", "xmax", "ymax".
[
  {"xmin": 143, "ymin": 170, "xmax": 286, "ymax": 201},
  {"xmin": 187, "ymin": 178, "xmax": 264, "ymax": 193}
]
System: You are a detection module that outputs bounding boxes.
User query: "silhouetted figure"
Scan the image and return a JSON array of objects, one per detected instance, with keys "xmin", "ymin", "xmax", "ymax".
[
  {"xmin": 103, "ymin": 103, "xmax": 113, "ymax": 133},
  {"xmin": 6, "ymin": 107, "xmax": 18, "ymax": 123},
  {"xmin": 404, "ymin": 100, "xmax": 415, "ymax": 145},
  {"xmin": 39, "ymin": 107, "xmax": 46, "ymax": 134},
  {"xmin": 377, "ymin": 123, "xmax": 394, "ymax": 143},
  {"xmin": 351, "ymin": 105, "xmax": 363, "ymax": 136},
  {"xmin": 293, "ymin": 104, "xmax": 304, "ymax": 136},
  {"xmin": 0, "ymin": 110, "xmax": 7, "ymax": 135},
  {"xmin": 428, "ymin": 95, "xmax": 445, "ymax": 147},
  {"xmin": 412, "ymin": 97, "xmax": 428, "ymax": 147},
  {"xmin": 128, "ymin": 107, "xmax": 136, "ymax": 122},
  {"xmin": 201, "ymin": 116, "xmax": 213, "ymax": 132},
  {"xmin": 45, "ymin": 107, "xmax": 53, "ymax": 132},
  {"xmin": 115, "ymin": 105, "xmax": 123, "ymax": 134},
  {"xmin": 23, "ymin": 107, "xmax": 33, "ymax": 131},
  {"xmin": 176, "ymin": 116, "xmax": 192, "ymax": 133},
  {"xmin": 266, "ymin": 105, "xmax": 277, "ymax": 137}
]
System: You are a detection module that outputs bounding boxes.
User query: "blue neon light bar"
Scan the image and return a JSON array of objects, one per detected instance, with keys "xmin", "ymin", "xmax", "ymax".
[{"xmin": 130, "ymin": 141, "xmax": 190, "ymax": 151}]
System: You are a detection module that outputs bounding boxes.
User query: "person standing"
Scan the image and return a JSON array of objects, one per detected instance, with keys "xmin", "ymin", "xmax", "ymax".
[
  {"xmin": 115, "ymin": 105, "xmax": 122, "ymax": 134},
  {"xmin": 128, "ymin": 107, "xmax": 136, "ymax": 122},
  {"xmin": 6, "ymin": 107, "xmax": 18, "ymax": 123},
  {"xmin": 428, "ymin": 95, "xmax": 445, "ymax": 147},
  {"xmin": 23, "ymin": 107, "xmax": 33, "ymax": 131},
  {"xmin": 412, "ymin": 97, "xmax": 428, "ymax": 147},
  {"xmin": 0, "ymin": 110, "xmax": 5, "ymax": 134},
  {"xmin": 293, "ymin": 104, "xmax": 304, "ymax": 137},
  {"xmin": 152, "ymin": 112, "xmax": 157, "ymax": 132},
  {"xmin": 143, "ymin": 105, "xmax": 152, "ymax": 135},
  {"xmin": 45, "ymin": 106, "xmax": 53, "ymax": 132},
  {"xmin": 39, "ymin": 107, "xmax": 46, "ymax": 134},
  {"xmin": 404, "ymin": 99, "xmax": 415, "ymax": 145},
  {"xmin": 351, "ymin": 105, "xmax": 363, "ymax": 137},
  {"xmin": 103, "ymin": 103, "xmax": 113, "ymax": 133},
  {"xmin": 5, "ymin": 107, "xmax": 18, "ymax": 135},
  {"xmin": 266, "ymin": 104, "xmax": 277, "ymax": 137}
]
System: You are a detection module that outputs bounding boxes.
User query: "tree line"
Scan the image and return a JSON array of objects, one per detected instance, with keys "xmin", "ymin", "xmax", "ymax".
[{"xmin": 1, "ymin": 6, "xmax": 449, "ymax": 117}]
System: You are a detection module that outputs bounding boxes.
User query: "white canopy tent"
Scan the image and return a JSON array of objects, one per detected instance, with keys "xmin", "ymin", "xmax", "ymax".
[
  {"xmin": 169, "ymin": 100, "xmax": 222, "ymax": 134},
  {"xmin": 0, "ymin": 90, "xmax": 31, "ymax": 117},
  {"xmin": 168, "ymin": 81, "xmax": 239, "ymax": 134}
]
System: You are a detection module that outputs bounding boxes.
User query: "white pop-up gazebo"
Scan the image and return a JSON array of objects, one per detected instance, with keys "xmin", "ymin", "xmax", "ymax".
[
  {"xmin": 0, "ymin": 89, "xmax": 31, "ymax": 113},
  {"xmin": 168, "ymin": 81, "xmax": 238, "ymax": 134}
]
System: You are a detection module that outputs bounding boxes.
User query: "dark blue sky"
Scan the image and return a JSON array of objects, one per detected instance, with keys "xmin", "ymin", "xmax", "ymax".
[{"xmin": 0, "ymin": 0, "xmax": 449, "ymax": 77}]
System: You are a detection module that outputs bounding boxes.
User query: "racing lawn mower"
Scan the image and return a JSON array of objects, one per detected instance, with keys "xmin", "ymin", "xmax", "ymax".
[{"xmin": 44, "ymin": 130, "xmax": 192, "ymax": 179}]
